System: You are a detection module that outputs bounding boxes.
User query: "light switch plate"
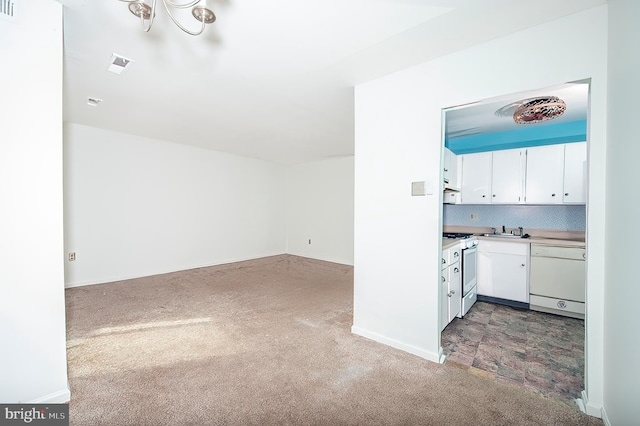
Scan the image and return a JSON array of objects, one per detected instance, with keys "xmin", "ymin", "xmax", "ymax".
[{"xmin": 412, "ymin": 181, "xmax": 426, "ymax": 196}]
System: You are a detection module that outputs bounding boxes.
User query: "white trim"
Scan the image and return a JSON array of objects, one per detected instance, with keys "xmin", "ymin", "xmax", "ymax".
[
  {"xmin": 601, "ymin": 405, "xmax": 611, "ymax": 426},
  {"xmin": 351, "ymin": 326, "xmax": 440, "ymax": 363},
  {"xmin": 438, "ymin": 344, "xmax": 447, "ymax": 364},
  {"xmin": 64, "ymin": 252, "xmax": 287, "ymax": 288},
  {"xmin": 580, "ymin": 389, "xmax": 603, "ymax": 418},
  {"xmin": 29, "ymin": 388, "xmax": 70, "ymax": 404}
]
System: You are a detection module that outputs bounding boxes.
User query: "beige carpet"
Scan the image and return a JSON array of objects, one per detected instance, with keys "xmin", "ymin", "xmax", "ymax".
[{"xmin": 65, "ymin": 255, "xmax": 602, "ymax": 425}]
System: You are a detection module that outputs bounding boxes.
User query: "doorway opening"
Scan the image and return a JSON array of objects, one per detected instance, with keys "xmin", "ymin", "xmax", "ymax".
[{"xmin": 438, "ymin": 80, "xmax": 590, "ymax": 408}]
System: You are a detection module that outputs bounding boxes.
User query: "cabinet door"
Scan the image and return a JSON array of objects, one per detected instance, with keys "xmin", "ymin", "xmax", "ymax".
[
  {"xmin": 491, "ymin": 254, "xmax": 529, "ymax": 303},
  {"xmin": 443, "ymin": 147, "xmax": 451, "ymax": 188},
  {"xmin": 525, "ymin": 145, "xmax": 564, "ymax": 204},
  {"xmin": 477, "ymin": 251, "xmax": 493, "ymax": 297},
  {"xmin": 447, "ymin": 263, "xmax": 462, "ymax": 322},
  {"xmin": 440, "ymin": 273, "xmax": 448, "ymax": 331},
  {"xmin": 477, "ymin": 251, "xmax": 528, "ymax": 302},
  {"xmin": 563, "ymin": 142, "xmax": 587, "ymax": 204},
  {"xmin": 443, "ymin": 147, "xmax": 460, "ymax": 190},
  {"xmin": 460, "ymin": 152, "xmax": 492, "ymax": 204},
  {"xmin": 491, "ymin": 148, "xmax": 524, "ymax": 203}
]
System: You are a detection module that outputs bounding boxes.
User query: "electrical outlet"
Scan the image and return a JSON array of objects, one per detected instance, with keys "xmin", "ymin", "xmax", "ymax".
[
  {"xmin": 470, "ymin": 213, "xmax": 478, "ymax": 221},
  {"xmin": 69, "ymin": 252, "xmax": 76, "ymax": 261},
  {"xmin": 308, "ymin": 239, "xmax": 311, "ymax": 245}
]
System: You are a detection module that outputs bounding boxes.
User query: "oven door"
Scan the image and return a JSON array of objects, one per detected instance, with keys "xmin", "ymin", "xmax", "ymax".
[{"xmin": 462, "ymin": 244, "xmax": 477, "ymax": 296}]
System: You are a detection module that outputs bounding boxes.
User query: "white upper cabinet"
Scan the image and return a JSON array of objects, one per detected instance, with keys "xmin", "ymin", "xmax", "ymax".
[
  {"xmin": 459, "ymin": 142, "xmax": 587, "ymax": 205},
  {"xmin": 460, "ymin": 152, "xmax": 492, "ymax": 204},
  {"xmin": 443, "ymin": 147, "xmax": 459, "ymax": 190},
  {"xmin": 563, "ymin": 142, "xmax": 587, "ymax": 203},
  {"xmin": 524, "ymin": 144, "xmax": 565, "ymax": 204},
  {"xmin": 491, "ymin": 149, "xmax": 525, "ymax": 203}
]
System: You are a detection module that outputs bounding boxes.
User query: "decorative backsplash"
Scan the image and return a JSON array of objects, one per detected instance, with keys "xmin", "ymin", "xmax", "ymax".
[{"xmin": 443, "ymin": 204, "xmax": 586, "ymax": 231}]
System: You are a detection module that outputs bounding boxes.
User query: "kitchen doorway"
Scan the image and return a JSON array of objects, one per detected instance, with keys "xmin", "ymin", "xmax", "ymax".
[{"xmin": 439, "ymin": 80, "xmax": 590, "ymax": 408}]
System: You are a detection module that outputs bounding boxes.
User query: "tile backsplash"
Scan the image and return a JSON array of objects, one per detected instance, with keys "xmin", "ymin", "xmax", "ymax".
[{"xmin": 443, "ymin": 204, "xmax": 586, "ymax": 231}]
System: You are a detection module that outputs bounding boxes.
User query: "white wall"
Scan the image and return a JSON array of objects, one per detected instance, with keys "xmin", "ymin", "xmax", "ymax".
[
  {"xmin": 604, "ymin": 1, "xmax": 640, "ymax": 424},
  {"xmin": 354, "ymin": 5, "xmax": 607, "ymax": 415},
  {"xmin": 285, "ymin": 157, "xmax": 354, "ymax": 265},
  {"xmin": 0, "ymin": 0, "xmax": 70, "ymax": 403},
  {"xmin": 64, "ymin": 123, "xmax": 286, "ymax": 287}
]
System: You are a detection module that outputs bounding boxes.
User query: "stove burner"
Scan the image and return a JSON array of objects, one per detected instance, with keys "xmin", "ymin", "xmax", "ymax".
[{"xmin": 443, "ymin": 232, "xmax": 474, "ymax": 239}]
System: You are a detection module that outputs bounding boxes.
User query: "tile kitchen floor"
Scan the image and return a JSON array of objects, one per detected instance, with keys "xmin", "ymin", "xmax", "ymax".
[{"xmin": 441, "ymin": 301, "xmax": 585, "ymax": 408}]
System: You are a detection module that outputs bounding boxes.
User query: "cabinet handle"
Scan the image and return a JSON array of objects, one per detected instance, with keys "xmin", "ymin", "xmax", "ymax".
[
  {"xmin": 453, "ymin": 252, "xmax": 459, "ymax": 257},
  {"xmin": 442, "ymin": 276, "xmax": 445, "ymax": 282},
  {"xmin": 482, "ymin": 195, "xmax": 486, "ymax": 198},
  {"xmin": 447, "ymin": 290, "xmax": 455, "ymax": 297},
  {"xmin": 551, "ymin": 193, "xmax": 556, "ymax": 197},
  {"xmin": 442, "ymin": 258, "xmax": 446, "ymax": 264},
  {"xmin": 454, "ymin": 267, "xmax": 459, "ymax": 273},
  {"xmin": 565, "ymin": 193, "xmax": 569, "ymax": 196},
  {"xmin": 521, "ymin": 263, "xmax": 525, "ymax": 267},
  {"xmin": 444, "ymin": 168, "xmax": 449, "ymax": 172},
  {"xmin": 492, "ymin": 194, "xmax": 496, "ymax": 197}
]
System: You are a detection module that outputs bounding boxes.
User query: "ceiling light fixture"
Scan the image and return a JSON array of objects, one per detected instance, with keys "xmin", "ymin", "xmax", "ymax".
[
  {"xmin": 118, "ymin": 0, "xmax": 215, "ymax": 36},
  {"xmin": 512, "ymin": 96, "xmax": 567, "ymax": 124}
]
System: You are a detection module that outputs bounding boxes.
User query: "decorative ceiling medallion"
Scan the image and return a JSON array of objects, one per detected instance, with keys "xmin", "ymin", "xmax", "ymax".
[{"xmin": 512, "ymin": 96, "xmax": 567, "ymax": 124}]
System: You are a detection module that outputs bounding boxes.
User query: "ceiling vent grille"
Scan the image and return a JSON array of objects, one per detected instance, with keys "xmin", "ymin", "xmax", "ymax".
[
  {"xmin": 108, "ymin": 53, "xmax": 134, "ymax": 75},
  {"xmin": 1, "ymin": 0, "xmax": 17, "ymax": 22}
]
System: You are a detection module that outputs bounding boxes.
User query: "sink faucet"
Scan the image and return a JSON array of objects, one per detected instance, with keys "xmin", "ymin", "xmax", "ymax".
[
  {"xmin": 518, "ymin": 226, "xmax": 524, "ymax": 236},
  {"xmin": 502, "ymin": 225, "xmax": 506, "ymax": 234}
]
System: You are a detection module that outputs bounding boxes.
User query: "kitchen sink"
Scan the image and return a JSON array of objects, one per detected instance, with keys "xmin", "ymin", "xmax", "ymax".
[{"xmin": 481, "ymin": 233, "xmax": 529, "ymax": 239}]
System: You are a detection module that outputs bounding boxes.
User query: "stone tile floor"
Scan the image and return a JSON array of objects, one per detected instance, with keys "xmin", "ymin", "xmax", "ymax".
[{"xmin": 441, "ymin": 301, "xmax": 585, "ymax": 407}]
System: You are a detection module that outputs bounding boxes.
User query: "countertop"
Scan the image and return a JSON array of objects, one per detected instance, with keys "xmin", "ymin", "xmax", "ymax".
[
  {"xmin": 477, "ymin": 235, "xmax": 585, "ymax": 248},
  {"xmin": 442, "ymin": 226, "xmax": 586, "ymax": 249}
]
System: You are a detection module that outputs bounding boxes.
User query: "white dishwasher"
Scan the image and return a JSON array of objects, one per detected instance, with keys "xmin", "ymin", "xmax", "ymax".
[{"xmin": 529, "ymin": 244, "xmax": 586, "ymax": 319}]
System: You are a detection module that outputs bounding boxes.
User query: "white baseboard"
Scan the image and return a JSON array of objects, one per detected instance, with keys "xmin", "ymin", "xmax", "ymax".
[
  {"xmin": 64, "ymin": 252, "xmax": 287, "ymax": 288},
  {"xmin": 580, "ymin": 390, "xmax": 603, "ymax": 418},
  {"xmin": 30, "ymin": 388, "xmax": 70, "ymax": 404},
  {"xmin": 601, "ymin": 405, "xmax": 610, "ymax": 426},
  {"xmin": 351, "ymin": 326, "xmax": 440, "ymax": 363}
]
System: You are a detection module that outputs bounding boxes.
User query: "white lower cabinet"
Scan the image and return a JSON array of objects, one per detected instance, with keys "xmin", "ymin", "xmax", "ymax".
[
  {"xmin": 441, "ymin": 245, "xmax": 461, "ymax": 331},
  {"xmin": 477, "ymin": 240, "xmax": 529, "ymax": 303}
]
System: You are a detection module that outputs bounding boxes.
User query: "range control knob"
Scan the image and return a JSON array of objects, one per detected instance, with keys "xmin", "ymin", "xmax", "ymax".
[{"xmin": 557, "ymin": 300, "xmax": 567, "ymax": 309}]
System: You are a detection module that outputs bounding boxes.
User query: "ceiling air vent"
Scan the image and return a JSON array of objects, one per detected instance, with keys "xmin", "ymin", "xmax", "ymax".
[
  {"xmin": 107, "ymin": 53, "xmax": 134, "ymax": 75},
  {"xmin": 1, "ymin": 0, "xmax": 17, "ymax": 23}
]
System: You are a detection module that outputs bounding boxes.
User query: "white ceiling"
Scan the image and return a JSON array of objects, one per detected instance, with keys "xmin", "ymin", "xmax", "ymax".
[
  {"xmin": 445, "ymin": 82, "xmax": 590, "ymax": 139},
  {"xmin": 60, "ymin": 0, "xmax": 607, "ymax": 164}
]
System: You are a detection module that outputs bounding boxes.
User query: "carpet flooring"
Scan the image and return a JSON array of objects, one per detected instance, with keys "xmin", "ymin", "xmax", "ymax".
[
  {"xmin": 441, "ymin": 302, "xmax": 585, "ymax": 406},
  {"xmin": 65, "ymin": 255, "xmax": 602, "ymax": 425}
]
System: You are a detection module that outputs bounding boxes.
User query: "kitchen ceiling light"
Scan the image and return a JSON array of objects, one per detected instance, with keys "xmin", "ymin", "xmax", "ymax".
[
  {"xmin": 118, "ymin": 0, "xmax": 215, "ymax": 36},
  {"xmin": 512, "ymin": 96, "xmax": 567, "ymax": 124}
]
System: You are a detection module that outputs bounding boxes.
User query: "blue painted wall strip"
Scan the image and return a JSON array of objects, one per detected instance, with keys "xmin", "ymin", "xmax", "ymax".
[{"xmin": 446, "ymin": 119, "xmax": 587, "ymax": 154}]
